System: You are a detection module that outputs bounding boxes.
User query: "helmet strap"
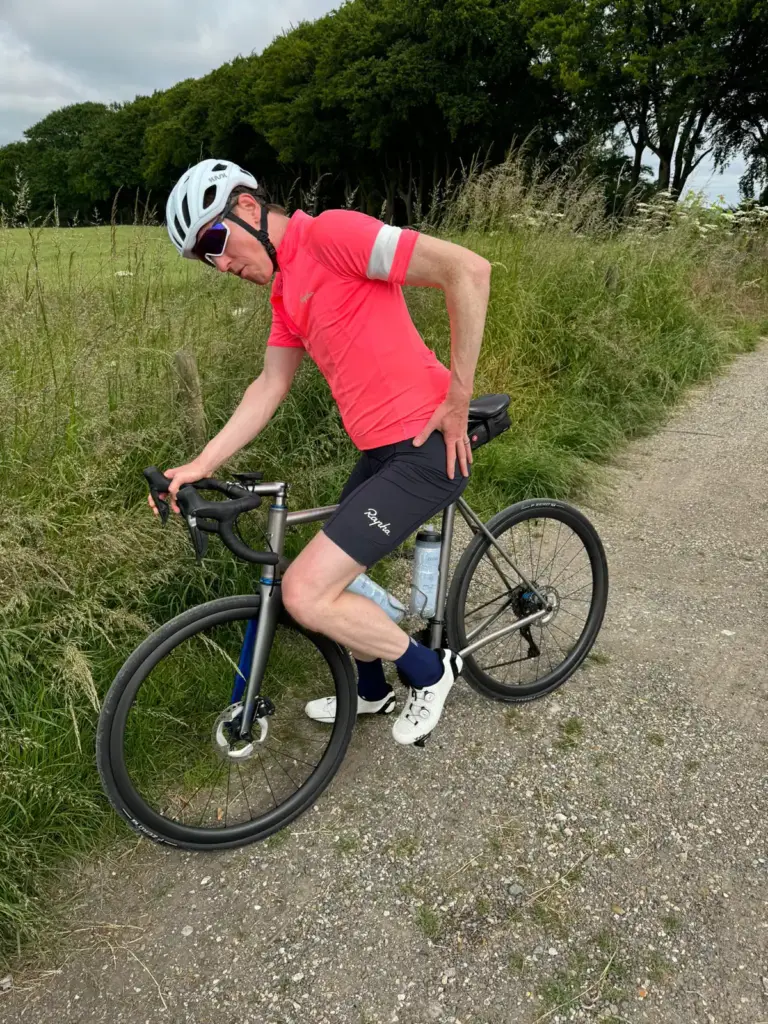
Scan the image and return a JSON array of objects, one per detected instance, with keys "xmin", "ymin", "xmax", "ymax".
[{"xmin": 223, "ymin": 203, "xmax": 279, "ymax": 273}]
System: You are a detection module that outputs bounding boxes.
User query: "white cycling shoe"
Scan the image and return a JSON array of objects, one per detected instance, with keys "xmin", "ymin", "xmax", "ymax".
[
  {"xmin": 391, "ymin": 649, "xmax": 463, "ymax": 746},
  {"xmin": 305, "ymin": 689, "xmax": 396, "ymax": 724}
]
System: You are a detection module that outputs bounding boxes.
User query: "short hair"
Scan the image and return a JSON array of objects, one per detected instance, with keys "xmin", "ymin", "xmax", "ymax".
[{"xmin": 227, "ymin": 184, "xmax": 286, "ymax": 216}]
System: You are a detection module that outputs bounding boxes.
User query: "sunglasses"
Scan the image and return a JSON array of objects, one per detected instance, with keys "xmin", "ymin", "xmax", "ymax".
[{"xmin": 192, "ymin": 220, "xmax": 230, "ymax": 265}]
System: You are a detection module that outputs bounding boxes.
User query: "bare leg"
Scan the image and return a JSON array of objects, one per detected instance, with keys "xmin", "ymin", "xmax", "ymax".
[{"xmin": 281, "ymin": 532, "xmax": 410, "ymax": 662}]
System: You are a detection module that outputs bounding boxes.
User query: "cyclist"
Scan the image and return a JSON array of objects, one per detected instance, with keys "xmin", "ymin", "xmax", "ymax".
[{"xmin": 157, "ymin": 159, "xmax": 491, "ymax": 745}]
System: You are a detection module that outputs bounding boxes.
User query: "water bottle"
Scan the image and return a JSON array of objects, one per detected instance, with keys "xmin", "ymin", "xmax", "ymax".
[
  {"xmin": 346, "ymin": 573, "xmax": 406, "ymax": 623},
  {"xmin": 409, "ymin": 525, "xmax": 443, "ymax": 618}
]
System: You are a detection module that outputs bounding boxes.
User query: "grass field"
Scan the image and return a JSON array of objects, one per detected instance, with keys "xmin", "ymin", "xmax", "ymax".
[{"xmin": 1, "ymin": 169, "xmax": 767, "ymax": 962}]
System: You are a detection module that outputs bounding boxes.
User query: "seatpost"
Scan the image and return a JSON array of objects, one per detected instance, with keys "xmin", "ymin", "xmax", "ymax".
[{"xmin": 428, "ymin": 502, "xmax": 456, "ymax": 649}]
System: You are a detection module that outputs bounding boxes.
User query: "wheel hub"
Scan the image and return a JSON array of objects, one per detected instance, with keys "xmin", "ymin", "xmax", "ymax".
[
  {"xmin": 212, "ymin": 698, "xmax": 274, "ymax": 762},
  {"xmin": 511, "ymin": 584, "xmax": 559, "ymax": 625}
]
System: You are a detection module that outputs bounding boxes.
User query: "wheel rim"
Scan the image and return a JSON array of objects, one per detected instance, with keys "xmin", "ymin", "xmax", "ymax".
[
  {"xmin": 459, "ymin": 509, "xmax": 601, "ymax": 693},
  {"xmin": 110, "ymin": 609, "xmax": 351, "ymax": 844}
]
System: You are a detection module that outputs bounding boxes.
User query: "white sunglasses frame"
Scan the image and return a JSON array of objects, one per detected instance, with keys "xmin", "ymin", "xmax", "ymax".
[{"xmin": 195, "ymin": 220, "xmax": 231, "ymax": 266}]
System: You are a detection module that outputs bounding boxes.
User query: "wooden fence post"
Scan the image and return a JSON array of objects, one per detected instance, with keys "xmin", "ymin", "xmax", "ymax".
[{"xmin": 173, "ymin": 349, "xmax": 206, "ymax": 450}]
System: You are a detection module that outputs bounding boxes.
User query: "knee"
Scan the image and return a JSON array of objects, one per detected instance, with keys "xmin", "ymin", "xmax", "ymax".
[{"xmin": 282, "ymin": 568, "xmax": 322, "ymax": 629}]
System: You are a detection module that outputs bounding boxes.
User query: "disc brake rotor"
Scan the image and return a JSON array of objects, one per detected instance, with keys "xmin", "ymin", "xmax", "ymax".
[{"xmin": 212, "ymin": 700, "xmax": 270, "ymax": 762}]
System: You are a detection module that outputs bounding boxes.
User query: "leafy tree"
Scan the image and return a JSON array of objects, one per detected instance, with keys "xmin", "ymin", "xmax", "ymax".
[
  {"xmin": 23, "ymin": 102, "xmax": 111, "ymax": 220},
  {"xmin": 711, "ymin": 3, "xmax": 768, "ymax": 200},
  {"xmin": 524, "ymin": 0, "xmax": 762, "ymax": 196},
  {"xmin": 72, "ymin": 97, "xmax": 154, "ymax": 212},
  {"xmin": 0, "ymin": 142, "xmax": 30, "ymax": 218}
]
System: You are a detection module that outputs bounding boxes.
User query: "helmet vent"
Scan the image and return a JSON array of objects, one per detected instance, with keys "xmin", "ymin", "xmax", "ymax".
[
  {"xmin": 173, "ymin": 215, "xmax": 184, "ymax": 240},
  {"xmin": 212, "ymin": 163, "xmax": 228, "ymax": 172},
  {"xmin": 202, "ymin": 186, "xmax": 217, "ymax": 209},
  {"xmin": 181, "ymin": 195, "xmax": 190, "ymax": 225}
]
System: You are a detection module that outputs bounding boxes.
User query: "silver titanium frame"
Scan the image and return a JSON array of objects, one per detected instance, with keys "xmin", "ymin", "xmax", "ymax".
[{"xmin": 235, "ymin": 483, "xmax": 548, "ymax": 738}]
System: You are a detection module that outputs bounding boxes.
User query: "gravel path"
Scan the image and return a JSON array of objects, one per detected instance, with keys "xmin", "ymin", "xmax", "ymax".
[{"xmin": 4, "ymin": 347, "xmax": 768, "ymax": 1024}]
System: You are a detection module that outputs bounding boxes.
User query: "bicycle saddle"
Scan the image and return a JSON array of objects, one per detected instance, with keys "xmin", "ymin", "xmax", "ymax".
[{"xmin": 468, "ymin": 394, "xmax": 510, "ymax": 420}]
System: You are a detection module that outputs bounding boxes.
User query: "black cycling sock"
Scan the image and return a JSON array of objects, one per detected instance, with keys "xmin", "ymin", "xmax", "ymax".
[
  {"xmin": 355, "ymin": 657, "xmax": 392, "ymax": 702},
  {"xmin": 394, "ymin": 638, "xmax": 442, "ymax": 689}
]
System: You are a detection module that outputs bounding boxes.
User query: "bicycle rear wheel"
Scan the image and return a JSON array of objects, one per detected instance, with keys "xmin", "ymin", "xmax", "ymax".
[
  {"xmin": 446, "ymin": 500, "xmax": 608, "ymax": 702},
  {"xmin": 97, "ymin": 595, "xmax": 356, "ymax": 850}
]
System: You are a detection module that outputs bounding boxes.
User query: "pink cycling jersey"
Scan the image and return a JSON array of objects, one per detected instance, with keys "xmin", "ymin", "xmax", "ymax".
[{"xmin": 267, "ymin": 209, "xmax": 451, "ymax": 450}]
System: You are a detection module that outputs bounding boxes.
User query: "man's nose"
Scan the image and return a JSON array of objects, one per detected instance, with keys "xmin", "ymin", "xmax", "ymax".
[{"xmin": 212, "ymin": 253, "xmax": 230, "ymax": 273}]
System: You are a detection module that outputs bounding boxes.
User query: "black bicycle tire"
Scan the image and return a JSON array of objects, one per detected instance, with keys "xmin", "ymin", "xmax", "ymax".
[
  {"xmin": 445, "ymin": 499, "xmax": 608, "ymax": 703},
  {"xmin": 96, "ymin": 595, "xmax": 357, "ymax": 850}
]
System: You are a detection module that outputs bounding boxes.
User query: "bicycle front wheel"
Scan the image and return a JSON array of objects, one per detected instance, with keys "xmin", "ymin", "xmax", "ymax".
[
  {"xmin": 97, "ymin": 595, "xmax": 356, "ymax": 850},
  {"xmin": 446, "ymin": 499, "xmax": 608, "ymax": 702}
]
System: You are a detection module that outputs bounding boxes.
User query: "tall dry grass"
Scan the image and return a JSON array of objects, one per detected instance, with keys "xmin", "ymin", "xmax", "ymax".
[{"xmin": 1, "ymin": 156, "xmax": 767, "ymax": 962}]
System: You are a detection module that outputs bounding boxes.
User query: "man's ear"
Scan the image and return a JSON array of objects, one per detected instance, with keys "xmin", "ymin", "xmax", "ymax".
[{"xmin": 233, "ymin": 192, "xmax": 260, "ymax": 223}]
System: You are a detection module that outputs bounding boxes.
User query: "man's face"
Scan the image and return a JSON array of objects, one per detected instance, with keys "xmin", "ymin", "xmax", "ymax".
[{"xmin": 197, "ymin": 195, "xmax": 274, "ymax": 284}]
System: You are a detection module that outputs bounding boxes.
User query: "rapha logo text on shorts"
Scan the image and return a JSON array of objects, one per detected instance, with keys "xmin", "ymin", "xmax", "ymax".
[{"xmin": 364, "ymin": 509, "xmax": 391, "ymax": 535}]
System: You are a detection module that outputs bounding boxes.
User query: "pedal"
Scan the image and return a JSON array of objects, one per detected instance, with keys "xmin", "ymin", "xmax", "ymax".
[{"xmin": 378, "ymin": 695, "xmax": 397, "ymax": 715}]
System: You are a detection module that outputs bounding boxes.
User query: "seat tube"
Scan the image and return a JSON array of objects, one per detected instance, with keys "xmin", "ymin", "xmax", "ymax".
[
  {"xmin": 429, "ymin": 502, "xmax": 456, "ymax": 650},
  {"xmin": 240, "ymin": 484, "xmax": 288, "ymax": 736}
]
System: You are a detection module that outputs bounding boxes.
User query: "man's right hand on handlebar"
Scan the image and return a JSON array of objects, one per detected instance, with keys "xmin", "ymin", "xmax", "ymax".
[{"xmin": 148, "ymin": 458, "xmax": 217, "ymax": 517}]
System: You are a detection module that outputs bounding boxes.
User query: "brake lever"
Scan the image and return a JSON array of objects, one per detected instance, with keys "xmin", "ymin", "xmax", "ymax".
[
  {"xmin": 144, "ymin": 466, "xmax": 172, "ymax": 525},
  {"xmin": 183, "ymin": 512, "xmax": 210, "ymax": 562},
  {"xmin": 177, "ymin": 483, "xmax": 217, "ymax": 563}
]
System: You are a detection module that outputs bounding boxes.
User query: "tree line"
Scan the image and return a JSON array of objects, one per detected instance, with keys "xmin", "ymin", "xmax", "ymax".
[{"xmin": 1, "ymin": 0, "xmax": 766, "ymax": 226}]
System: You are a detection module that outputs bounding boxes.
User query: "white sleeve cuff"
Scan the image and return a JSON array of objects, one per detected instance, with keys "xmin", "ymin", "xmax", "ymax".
[{"xmin": 366, "ymin": 224, "xmax": 402, "ymax": 281}]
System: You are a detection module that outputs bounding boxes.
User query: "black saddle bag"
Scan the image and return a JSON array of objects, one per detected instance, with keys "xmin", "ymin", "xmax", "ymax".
[{"xmin": 468, "ymin": 408, "xmax": 511, "ymax": 450}]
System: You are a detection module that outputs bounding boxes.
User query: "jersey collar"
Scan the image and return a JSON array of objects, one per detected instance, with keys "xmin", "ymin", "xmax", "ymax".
[{"xmin": 276, "ymin": 209, "xmax": 312, "ymax": 269}]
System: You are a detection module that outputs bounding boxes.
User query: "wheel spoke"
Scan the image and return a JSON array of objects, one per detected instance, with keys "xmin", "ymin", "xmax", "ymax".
[
  {"xmin": 533, "ymin": 518, "xmax": 547, "ymax": 583},
  {"xmin": 258, "ymin": 750, "xmax": 279, "ymax": 810},
  {"xmin": 466, "ymin": 590, "xmax": 515, "ymax": 619},
  {"xmin": 559, "ymin": 581, "xmax": 594, "ymax": 599},
  {"xmin": 198, "ymin": 764, "xmax": 225, "ymax": 827},
  {"xmin": 548, "ymin": 545, "xmax": 590, "ymax": 587},
  {"xmin": 237, "ymin": 764, "xmax": 254, "ymax": 821},
  {"xmin": 537, "ymin": 520, "xmax": 563, "ymax": 584},
  {"xmin": 556, "ymin": 606, "xmax": 589, "ymax": 624},
  {"xmin": 551, "ymin": 562, "xmax": 592, "ymax": 591},
  {"xmin": 116, "ymin": 610, "xmax": 348, "ymax": 843},
  {"xmin": 543, "ymin": 623, "xmax": 568, "ymax": 661},
  {"xmin": 264, "ymin": 740, "xmax": 319, "ymax": 771},
  {"xmin": 465, "ymin": 593, "xmax": 517, "ymax": 642},
  {"xmin": 546, "ymin": 618, "xmax": 580, "ymax": 644},
  {"xmin": 526, "ymin": 521, "xmax": 535, "ymax": 581},
  {"xmin": 263, "ymin": 744, "xmax": 301, "ymax": 790},
  {"xmin": 458, "ymin": 509, "xmax": 605, "ymax": 696},
  {"xmin": 163, "ymin": 761, "xmax": 220, "ymax": 822}
]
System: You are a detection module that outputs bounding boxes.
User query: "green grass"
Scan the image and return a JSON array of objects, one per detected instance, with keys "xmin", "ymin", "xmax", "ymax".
[
  {"xmin": 661, "ymin": 912, "xmax": 682, "ymax": 933},
  {"xmin": 556, "ymin": 716, "xmax": 585, "ymax": 750},
  {"xmin": 587, "ymin": 650, "xmax": 611, "ymax": 665},
  {"xmin": 2, "ymin": 174, "xmax": 768, "ymax": 964},
  {"xmin": 415, "ymin": 906, "xmax": 442, "ymax": 940},
  {"xmin": 388, "ymin": 835, "xmax": 421, "ymax": 859}
]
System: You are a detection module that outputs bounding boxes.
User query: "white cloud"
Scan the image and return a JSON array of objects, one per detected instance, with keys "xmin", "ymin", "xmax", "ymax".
[
  {"xmin": 0, "ymin": 25, "xmax": 102, "ymax": 142},
  {"xmin": 0, "ymin": 2, "xmax": 754, "ymax": 203},
  {"xmin": 0, "ymin": 1, "xmax": 341, "ymax": 144}
]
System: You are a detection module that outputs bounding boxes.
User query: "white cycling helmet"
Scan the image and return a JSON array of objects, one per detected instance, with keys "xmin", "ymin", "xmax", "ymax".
[{"xmin": 166, "ymin": 158, "xmax": 269, "ymax": 261}]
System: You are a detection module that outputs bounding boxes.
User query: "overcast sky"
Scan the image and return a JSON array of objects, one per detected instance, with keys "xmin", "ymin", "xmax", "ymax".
[{"xmin": 0, "ymin": 0, "xmax": 748, "ymax": 204}]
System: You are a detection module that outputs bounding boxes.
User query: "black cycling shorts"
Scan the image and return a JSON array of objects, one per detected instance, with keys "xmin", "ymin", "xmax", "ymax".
[{"xmin": 322, "ymin": 430, "xmax": 470, "ymax": 569}]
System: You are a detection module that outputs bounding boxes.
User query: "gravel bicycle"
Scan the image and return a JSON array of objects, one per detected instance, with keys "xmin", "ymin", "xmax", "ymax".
[{"xmin": 97, "ymin": 393, "xmax": 608, "ymax": 851}]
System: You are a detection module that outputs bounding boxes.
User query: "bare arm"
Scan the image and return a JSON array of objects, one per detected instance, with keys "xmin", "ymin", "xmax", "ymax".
[
  {"xmin": 157, "ymin": 346, "xmax": 304, "ymax": 511},
  {"xmin": 198, "ymin": 346, "xmax": 305, "ymax": 474},
  {"xmin": 405, "ymin": 234, "xmax": 492, "ymax": 478}
]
